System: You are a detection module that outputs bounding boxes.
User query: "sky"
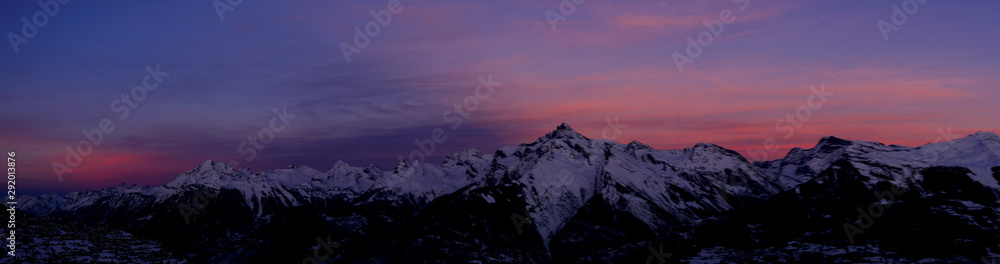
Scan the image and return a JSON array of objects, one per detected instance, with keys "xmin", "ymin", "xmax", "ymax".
[{"xmin": 1, "ymin": 1, "xmax": 998, "ymax": 194}]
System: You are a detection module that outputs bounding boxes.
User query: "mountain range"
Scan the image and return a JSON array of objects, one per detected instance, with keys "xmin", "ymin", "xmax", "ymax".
[{"xmin": 8, "ymin": 124, "xmax": 1000, "ymax": 263}]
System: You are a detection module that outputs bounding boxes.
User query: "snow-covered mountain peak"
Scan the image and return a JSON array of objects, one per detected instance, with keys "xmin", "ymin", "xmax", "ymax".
[
  {"xmin": 394, "ymin": 159, "xmax": 416, "ymax": 172},
  {"xmin": 106, "ymin": 182, "xmax": 158, "ymax": 194},
  {"xmin": 787, "ymin": 146, "xmax": 804, "ymax": 155},
  {"xmin": 692, "ymin": 142, "xmax": 732, "ymax": 153},
  {"xmin": 964, "ymin": 131, "xmax": 1000, "ymax": 148},
  {"xmin": 816, "ymin": 136, "xmax": 853, "ymax": 149},
  {"xmin": 693, "ymin": 142, "xmax": 714, "ymax": 148},
  {"xmin": 198, "ymin": 160, "xmax": 235, "ymax": 172},
  {"xmin": 331, "ymin": 160, "xmax": 352, "ymax": 169},
  {"xmin": 625, "ymin": 140, "xmax": 653, "ymax": 151},
  {"xmin": 913, "ymin": 131, "xmax": 1000, "ymax": 171},
  {"xmin": 759, "ymin": 130, "xmax": 1000, "ymax": 192},
  {"xmin": 443, "ymin": 148, "xmax": 484, "ymax": 163},
  {"xmin": 972, "ymin": 131, "xmax": 999, "ymax": 139},
  {"xmin": 917, "ymin": 130, "xmax": 1000, "ymax": 153},
  {"xmin": 791, "ymin": 136, "xmax": 870, "ymax": 159},
  {"xmin": 276, "ymin": 164, "xmax": 322, "ymax": 175},
  {"xmin": 541, "ymin": 123, "xmax": 587, "ymax": 141},
  {"xmin": 164, "ymin": 160, "xmax": 247, "ymax": 188},
  {"xmin": 685, "ymin": 142, "xmax": 747, "ymax": 164}
]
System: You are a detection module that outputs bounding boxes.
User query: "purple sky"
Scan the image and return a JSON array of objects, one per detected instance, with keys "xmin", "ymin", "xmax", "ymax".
[{"xmin": 1, "ymin": 1, "xmax": 998, "ymax": 194}]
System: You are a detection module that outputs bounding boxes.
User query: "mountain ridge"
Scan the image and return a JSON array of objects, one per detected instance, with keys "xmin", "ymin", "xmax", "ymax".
[
  {"xmin": 14, "ymin": 124, "xmax": 1000, "ymax": 263},
  {"xmin": 165, "ymin": 128, "xmax": 1000, "ymax": 187}
]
